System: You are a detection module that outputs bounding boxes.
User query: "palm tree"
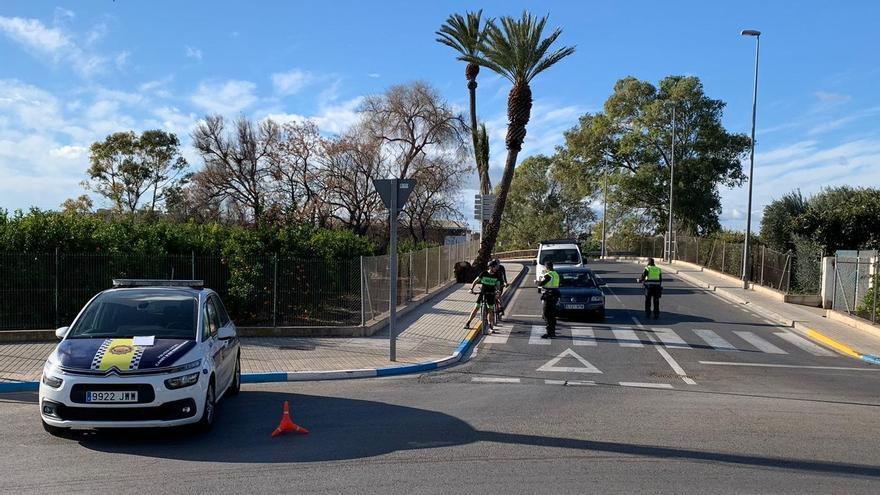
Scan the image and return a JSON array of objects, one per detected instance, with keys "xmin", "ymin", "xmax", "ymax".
[
  {"xmin": 466, "ymin": 11, "xmax": 575, "ymax": 268},
  {"xmin": 436, "ymin": 10, "xmax": 492, "ymax": 195}
]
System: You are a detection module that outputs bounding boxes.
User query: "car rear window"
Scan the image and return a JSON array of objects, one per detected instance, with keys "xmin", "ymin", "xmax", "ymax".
[
  {"xmin": 559, "ymin": 272, "xmax": 596, "ymax": 288},
  {"xmin": 68, "ymin": 289, "xmax": 198, "ymax": 340},
  {"xmin": 539, "ymin": 248, "xmax": 581, "ymax": 264}
]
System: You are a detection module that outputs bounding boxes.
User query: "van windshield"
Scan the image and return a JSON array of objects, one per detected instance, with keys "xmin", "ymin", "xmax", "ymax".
[{"xmin": 539, "ymin": 249, "xmax": 581, "ymax": 265}]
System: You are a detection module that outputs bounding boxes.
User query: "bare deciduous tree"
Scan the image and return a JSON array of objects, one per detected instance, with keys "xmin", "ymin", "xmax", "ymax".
[
  {"xmin": 320, "ymin": 130, "xmax": 387, "ymax": 235},
  {"xmin": 191, "ymin": 115, "xmax": 280, "ymax": 225},
  {"xmin": 269, "ymin": 120, "xmax": 327, "ymax": 225},
  {"xmin": 359, "ymin": 81, "xmax": 467, "ymax": 179},
  {"xmin": 401, "ymin": 154, "xmax": 469, "ymax": 241}
]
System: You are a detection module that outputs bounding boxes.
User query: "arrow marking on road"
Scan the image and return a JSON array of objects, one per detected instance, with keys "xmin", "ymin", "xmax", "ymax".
[{"xmin": 537, "ymin": 348, "xmax": 603, "ymax": 374}]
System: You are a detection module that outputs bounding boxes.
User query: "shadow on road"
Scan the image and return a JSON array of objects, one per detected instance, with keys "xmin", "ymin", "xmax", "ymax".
[{"xmin": 71, "ymin": 390, "xmax": 880, "ymax": 478}]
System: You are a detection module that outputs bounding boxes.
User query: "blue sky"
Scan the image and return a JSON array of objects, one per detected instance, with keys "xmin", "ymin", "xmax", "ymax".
[{"xmin": 1, "ymin": 1, "xmax": 878, "ymax": 231}]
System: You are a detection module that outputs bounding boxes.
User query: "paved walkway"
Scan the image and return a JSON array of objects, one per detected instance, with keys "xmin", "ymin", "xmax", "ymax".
[
  {"xmin": 0, "ymin": 264, "xmax": 523, "ymax": 383},
  {"xmin": 660, "ymin": 260, "xmax": 880, "ymax": 359}
]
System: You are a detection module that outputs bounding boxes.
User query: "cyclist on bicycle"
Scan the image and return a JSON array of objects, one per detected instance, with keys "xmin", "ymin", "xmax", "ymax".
[
  {"xmin": 463, "ymin": 263, "xmax": 501, "ymax": 331},
  {"xmin": 491, "ymin": 259, "xmax": 508, "ymax": 318}
]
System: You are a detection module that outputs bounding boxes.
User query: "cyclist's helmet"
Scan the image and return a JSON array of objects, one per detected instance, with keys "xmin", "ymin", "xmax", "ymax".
[
  {"xmin": 493, "ymin": 258, "xmax": 501, "ymax": 266},
  {"xmin": 488, "ymin": 259, "xmax": 499, "ymax": 268}
]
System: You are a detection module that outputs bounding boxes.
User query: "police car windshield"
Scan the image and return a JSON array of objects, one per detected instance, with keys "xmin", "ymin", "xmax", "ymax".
[
  {"xmin": 559, "ymin": 272, "xmax": 596, "ymax": 288},
  {"xmin": 539, "ymin": 249, "xmax": 581, "ymax": 264},
  {"xmin": 68, "ymin": 290, "xmax": 198, "ymax": 340}
]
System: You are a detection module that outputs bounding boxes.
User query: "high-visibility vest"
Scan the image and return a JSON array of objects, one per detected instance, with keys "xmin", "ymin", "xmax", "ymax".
[
  {"xmin": 545, "ymin": 270, "xmax": 560, "ymax": 288},
  {"xmin": 646, "ymin": 266, "xmax": 662, "ymax": 281}
]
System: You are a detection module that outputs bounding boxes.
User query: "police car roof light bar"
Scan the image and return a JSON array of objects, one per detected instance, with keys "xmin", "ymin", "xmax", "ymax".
[{"xmin": 112, "ymin": 279, "xmax": 205, "ymax": 289}]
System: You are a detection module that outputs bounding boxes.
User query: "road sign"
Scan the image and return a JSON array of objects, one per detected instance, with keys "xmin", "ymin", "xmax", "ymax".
[
  {"xmin": 536, "ymin": 348, "xmax": 602, "ymax": 374},
  {"xmin": 371, "ymin": 178, "xmax": 418, "ymax": 362},
  {"xmin": 474, "ymin": 194, "xmax": 496, "ymax": 220},
  {"xmin": 375, "ymin": 178, "xmax": 416, "ymax": 213}
]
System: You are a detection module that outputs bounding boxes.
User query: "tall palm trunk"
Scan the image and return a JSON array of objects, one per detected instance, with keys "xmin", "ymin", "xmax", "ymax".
[
  {"xmin": 475, "ymin": 82, "xmax": 532, "ymax": 269},
  {"xmin": 467, "ymin": 63, "xmax": 491, "ymax": 195}
]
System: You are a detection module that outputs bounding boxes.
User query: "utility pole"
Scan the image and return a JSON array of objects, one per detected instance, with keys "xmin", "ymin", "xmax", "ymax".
[
  {"xmin": 601, "ymin": 167, "xmax": 608, "ymax": 258},
  {"xmin": 741, "ymin": 29, "xmax": 761, "ymax": 288},
  {"xmin": 666, "ymin": 105, "xmax": 675, "ymax": 263}
]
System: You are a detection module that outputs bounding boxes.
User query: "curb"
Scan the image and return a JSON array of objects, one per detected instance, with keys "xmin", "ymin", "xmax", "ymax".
[
  {"xmin": 610, "ymin": 258, "xmax": 880, "ymax": 366},
  {"xmin": 1, "ymin": 265, "xmax": 527, "ymax": 393}
]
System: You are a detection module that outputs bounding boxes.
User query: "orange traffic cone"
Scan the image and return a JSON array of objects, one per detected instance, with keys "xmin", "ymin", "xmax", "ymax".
[{"xmin": 271, "ymin": 400, "xmax": 309, "ymax": 437}]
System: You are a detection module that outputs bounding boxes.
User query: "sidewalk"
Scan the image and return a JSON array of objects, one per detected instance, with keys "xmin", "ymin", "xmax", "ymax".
[
  {"xmin": 0, "ymin": 263, "xmax": 525, "ymax": 389},
  {"xmin": 656, "ymin": 259, "xmax": 880, "ymax": 364}
]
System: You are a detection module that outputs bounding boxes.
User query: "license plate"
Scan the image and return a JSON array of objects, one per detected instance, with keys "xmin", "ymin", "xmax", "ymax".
[
  {"xmin": 565, "ymin": 304, "xmax": 585, "ymax": 310},
  {"xmin": 85, "ymin": 391, "xmax": 138, "ymax": 403}
]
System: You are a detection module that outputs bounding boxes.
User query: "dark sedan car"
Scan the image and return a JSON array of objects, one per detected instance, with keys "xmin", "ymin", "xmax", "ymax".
[{"xmin": 551, "ymin": 267, "xmax": 606, "ymax": 321}]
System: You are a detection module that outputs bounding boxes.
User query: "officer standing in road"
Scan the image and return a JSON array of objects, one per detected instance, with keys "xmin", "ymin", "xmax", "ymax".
[
  {"xmin": 638, "ymin": 258, "xmax": 663, "ymax": 319},
  {"xmin": 538, "ymin": 261, "xmax": 561, "ymax": 338}
]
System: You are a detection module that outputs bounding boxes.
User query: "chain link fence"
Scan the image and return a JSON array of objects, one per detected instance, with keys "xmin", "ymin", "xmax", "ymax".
[
  {"xmin": 0, "ymin": 241, "xmax": 479, "ymax": 331},
  {"xmin": 831, "ymin": 253, "xmax": 878, "ymax": 324},
  {"xmin": 604, "ymin": 235, "xmax": 817, "ymax": 294}
]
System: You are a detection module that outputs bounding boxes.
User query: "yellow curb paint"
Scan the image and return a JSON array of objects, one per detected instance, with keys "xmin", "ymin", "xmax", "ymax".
[{"xmin": 806, "ymin": 329, "xmax": 861, "ymax": 359}]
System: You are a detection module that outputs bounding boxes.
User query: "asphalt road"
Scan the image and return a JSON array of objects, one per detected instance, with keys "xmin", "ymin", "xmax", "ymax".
[{"xmin": 2, "ymin": 260, "xmax": 879, "ymax": 494}]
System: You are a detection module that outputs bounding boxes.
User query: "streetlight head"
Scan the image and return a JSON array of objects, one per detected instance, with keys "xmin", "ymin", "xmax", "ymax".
[{"xmin": 741, "ymin": 29, "xmax": 761, "ymax": 36}]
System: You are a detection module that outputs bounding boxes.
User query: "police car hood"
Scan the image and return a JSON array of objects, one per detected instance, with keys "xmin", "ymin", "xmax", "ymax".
[{"xmin": 56, "ymin": 338, "xmax": 197, "ymax": 372}]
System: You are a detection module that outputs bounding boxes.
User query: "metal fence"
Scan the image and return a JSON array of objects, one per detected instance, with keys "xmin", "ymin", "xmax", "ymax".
[
  {"xmin": 0, "ymin": 241, "xmax": 480, "ymax": 331},
  {"xmin": 831, "ymin": 254, "xmax": 878, "ymax": 324},
  {"xmin": 605, "ymin": 235, "xmax": 808, "ymax": 294}
]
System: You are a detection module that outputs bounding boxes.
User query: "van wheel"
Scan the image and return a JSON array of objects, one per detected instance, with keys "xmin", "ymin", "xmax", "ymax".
[{"xmin": 194, "ymin": 380, "xmax": 215, "ymax": 433}]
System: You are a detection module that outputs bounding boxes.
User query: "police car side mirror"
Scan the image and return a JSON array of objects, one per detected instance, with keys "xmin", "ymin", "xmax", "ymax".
[
  {"xmin": 597, "ymin": 279, "xmax": 607, "ymax": 286},
  {"xmin": 218, "ymin": 325, "xmax": 236, "ymax": 341},
  {"xmin": 55, "ymin": 326, "xmax": 69, "ymax": 340}
]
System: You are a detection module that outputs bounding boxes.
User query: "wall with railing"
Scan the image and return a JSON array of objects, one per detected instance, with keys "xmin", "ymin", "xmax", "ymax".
[{"xmin": 0, "ymin": 241, "xmax": 480, "ymax": 331}]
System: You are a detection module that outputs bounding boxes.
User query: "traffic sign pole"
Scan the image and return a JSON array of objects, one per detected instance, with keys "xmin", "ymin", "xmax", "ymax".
[{"xmin": 389, "ymin": 185, "xmax": 398, "ymax": 361}]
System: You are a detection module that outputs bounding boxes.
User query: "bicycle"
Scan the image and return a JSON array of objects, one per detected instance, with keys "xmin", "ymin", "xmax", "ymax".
[{"xmin": 469, "ymin": 287, "xmax": 495, "ymax": 335}]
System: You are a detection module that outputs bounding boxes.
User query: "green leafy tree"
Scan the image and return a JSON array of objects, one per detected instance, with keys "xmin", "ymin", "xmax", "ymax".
[
  {"xmin": 559, "ymin": 76, "xmax": 750, "ymax": 235},
  {"xmin": 760, "ymin": 190, "xmax": 807, "ymax": 252},
  {"xmin": 497, "ymin": 155, "xmax": 594, "ymax": 250},
  {"xmin": 437, "ymin": 10, "xmax": 492, "ymax": 194},
  {"xmin": 85, "ymin": 130, "xmax": 189, "ymax": 214},
  {"xmin": 797, "ymin": 186, "xmax": 880, "ymax": 252},
  {"xmin": 465, "ymin": 11, "xmax": 575, "ymax": 268}
]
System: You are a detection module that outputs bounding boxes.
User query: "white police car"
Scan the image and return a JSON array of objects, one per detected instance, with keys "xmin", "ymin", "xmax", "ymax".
[{"xmin": 39, "ymin": 280, "xmax": 241, "ymax": 435}]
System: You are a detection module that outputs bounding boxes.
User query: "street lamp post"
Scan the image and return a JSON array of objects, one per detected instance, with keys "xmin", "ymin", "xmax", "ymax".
[
  {"xmin": 741, "ymin": 29, "xmax": 761, "ymax": 289},
  {"xmin": 666, "ymin": 104, "xmax": 676, "ymax": 263}
]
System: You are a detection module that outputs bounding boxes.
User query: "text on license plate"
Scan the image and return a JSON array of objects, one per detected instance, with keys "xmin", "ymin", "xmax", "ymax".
[
  {"xmin": 86, "ymin": 391, "xmax": 138, "ymax": 403},
  {"xmin": 565, "ymin": 304, "xmax": 585, "ymax": 310}
]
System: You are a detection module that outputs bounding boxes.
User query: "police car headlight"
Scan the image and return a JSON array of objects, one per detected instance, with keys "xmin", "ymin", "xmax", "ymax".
[
  {"xmin": 165, "ymin": 372, "xmax": 200, "ymax": 390},
  {"xmin": 41, "ymin": 373, "xmax": 63, "ymax": 388},
  {"xmin": 167, "ymin": 359, "xmax": 202, "ymax": 374},
  {"xmin": 591, "ymin": 296, "xmax": 604, "ymax": 302}
]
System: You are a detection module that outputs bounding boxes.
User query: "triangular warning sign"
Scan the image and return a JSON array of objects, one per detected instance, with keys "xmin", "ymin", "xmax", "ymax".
[{"xmin": 537, "ymin": 348, "xmax": 602, "ymax": 374}]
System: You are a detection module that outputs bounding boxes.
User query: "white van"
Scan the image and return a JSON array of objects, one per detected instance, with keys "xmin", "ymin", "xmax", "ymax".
[{"xmin": 535, "ymin": 239, "xmax": 584, "ymax": 282}]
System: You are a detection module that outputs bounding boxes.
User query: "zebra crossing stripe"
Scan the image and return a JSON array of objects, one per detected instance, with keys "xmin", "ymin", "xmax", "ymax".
[
  {"xmin": 612, "ymin": 328, "xmax": 643, "ymax": 347},
  {"xmin": 652, "ymin": 328, "xmax": 692, "ymax": 349},
  {"xmin": 734, "ymin": 331, "xmax": 787, "ymax": 354},
  {"xmin": 483, "ymin": 331, "xmax": 510, "ymax": 345},
  {"xmin": 570, "ymin": 327, "xmax": 597, "ymax": 346},
  {"xmin": 693, "ymin": 329, "xmax": 737, "ymax": 351},
  {"xmin": 774, "ymin": 332, "xmax": 835, "ymax": 356},
  {"xmin": 529, "ymin": 325, "xmax": 550, "ymax": 345}
]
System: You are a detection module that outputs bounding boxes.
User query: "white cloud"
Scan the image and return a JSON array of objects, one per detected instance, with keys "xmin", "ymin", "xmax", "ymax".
[
  {"xmin": 86, "ymin": 22, "xmax": 108, "ymax": 46},
  {"xmin": 271, "ymin": 69, "xmax": 315, "ymax": 95},
  {"xmin": 185, "ymin": 45, "xmax": 202, "ymax": 60},
  {"xmin": 368, "ymin": 73, "xmax": 380, "ymax": 78},
  {"xmin": 814, "ymin": 91, "xmax": 851, "ymax": 105},
  {"xmin": 191, "ymin": 80, "xmax": 258, "ymax": 115},
  {"xmin": 50, "ymin": 145, "xmax": 88, "ymax": 160},
  {"xmin": 267, "ymin": 96, "xmax": 363, "ymax": 135},
  {"xmin": 114, "ymin": 51, "xmax": 130, "ymax": 70},
  {"xmin": 0, "ymin": 15, "xmax": 108, "ymax": 77}
]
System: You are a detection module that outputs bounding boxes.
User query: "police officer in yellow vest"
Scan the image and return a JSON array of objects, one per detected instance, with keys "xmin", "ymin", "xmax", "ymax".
[
  {"xmin": 538, "ymin": 261, "xmax": 561, "ymax": 338},
  {"xmin": 639, "ymin": 258, "xmax": 663, "ymax": 319}
]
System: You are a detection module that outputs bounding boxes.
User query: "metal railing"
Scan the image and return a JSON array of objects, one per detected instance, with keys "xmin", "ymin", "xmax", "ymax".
[
  {"xmin": 0, "ymin": 241, "xmax": 480, "ymax": 331},
  {"xmin": 605, "ymin": 235, "xmax": 809, "ymax": 294},
  {"xmin": 492, "ymin": 249, "xmax": 538, "ymax": 260},
  {"xmin": 831, "ymin": 254, "xmax": 878, "ymax": 324}
]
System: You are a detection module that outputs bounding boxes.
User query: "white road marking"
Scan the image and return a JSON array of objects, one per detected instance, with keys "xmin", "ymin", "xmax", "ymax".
[
  {"xmin": 544, "ymin": 379, "xmax": 595, "ymax": 386},
  {"xmin": 483, "ymin": 331, "xmax": 511, "ymax": 344},
  {"xmin": 774, "ymin": 332, "xmax": 836, "ymax": 356},
  {"xmin": 652, "ymin": 327, "xmax": 692, "ymax": 349},
  {"xmin": 612, "ymin": 328, "xmax": 644, "ymax": 347},
  {"xmin": 570, "ymin": 326, "xmax": 597, "ymax": 346},
  {"xmin": 536, "ymin": 348, "xmax": 602, "ymax": 374},
  {"xmin": 529, "ymin": 325, "xmax": 551, "ymax": 345},
  {"xmin": 699, "ymin": 361, "xmax": 880, "ymax": 371},
  {"xmin": 693, "ymin": 329, "xmax": 737, "ymax": 351},
  {"xmin": 619, "ymin": 382, "xmax": 674, "ymax": 389},
  {"xmin": 472, "ymin": 377, "xmax": 521, "ymax": 383},
  {"xmin": 511, "ymin": 314, "xmax": 543, "ymax": 318},
  {"xmin": 630, "ymin": 316, "xmax": 697, "ymax": 385},
  {"xmin": 734, "ymin": 331, "xmax": 787, "ymax": 354}
]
